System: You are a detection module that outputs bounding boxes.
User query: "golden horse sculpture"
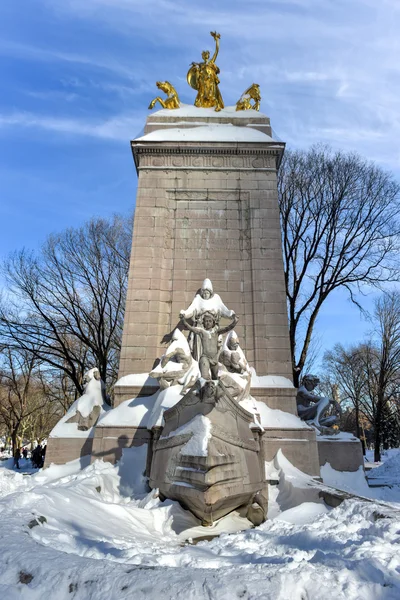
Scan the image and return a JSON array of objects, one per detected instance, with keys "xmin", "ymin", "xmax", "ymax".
[
  {"xmin": 148, "ymin": 81, "xmax": 180, "ymax": 110},
  {"xmin": 236, "ymin": 83, "xmax": 261, "ymax": 111},
  {"xmin": 187, "ymin": 31, "xmax": 224, "ymax": 112}
]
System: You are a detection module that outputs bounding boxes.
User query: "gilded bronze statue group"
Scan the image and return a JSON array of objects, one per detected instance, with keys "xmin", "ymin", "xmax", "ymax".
[{"xmin": 148, "ymin": 31, "xmax": 261, "ymax": 113}]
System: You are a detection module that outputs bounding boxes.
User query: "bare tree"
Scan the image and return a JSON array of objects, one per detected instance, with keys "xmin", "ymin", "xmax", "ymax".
[
  {"xmin": 323, "ymin": 343, "xmax": 368, "ymax": 452},
  {"xmin": 278, "ymin": 145, "xmax": 400, "ymax": 386},
  {"xmin": 0, "ymin": 214, "xmax": 131, "ymax": 398},
  {"xmin": 0, "ymin": 348, "xmax": 48, "ymax": 455},
  {"xmin": 362, "ymin": 292, "xmax": 400, "ymax": 461},
  {"xmin": 323, "ymin": 292, "xmax": 400, "ymax": 461}
]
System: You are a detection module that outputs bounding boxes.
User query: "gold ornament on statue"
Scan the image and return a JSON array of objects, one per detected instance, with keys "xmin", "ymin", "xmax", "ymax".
[
  {"xmin": 236, "ymin": 83, "xmax": 261, "ymax": 111},
  {"xmin": 187, "ymin": 31, "xmax": 224, "ymax": 112},
  {"xmin": 148, "ymin": 81, "xmax": 180, "ymax": 110}
]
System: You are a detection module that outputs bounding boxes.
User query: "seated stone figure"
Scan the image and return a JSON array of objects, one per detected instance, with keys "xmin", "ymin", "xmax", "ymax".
[
  {"xmin": 181, "ymin": 312, "xmax": 238, "ymax": 380},
  {"xmin": 296, "ymin": 374, "xmax": 339, "ymax": 430},
  {"xmin": 149, "ymin": 329, "xmax": 199, "ymax": 392},
  {"xmin": 219, "ymin": 331, "xmax": 251, "ymax": 402},
  {"xmin": 220, "ymin": 331, "xmax": 249, "ymax": 375}
]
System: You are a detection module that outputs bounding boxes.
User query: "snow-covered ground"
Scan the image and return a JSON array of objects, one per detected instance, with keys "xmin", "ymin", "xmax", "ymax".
[{"xmin": 0, "ymin": 450, "xmax": 399, "ymax": 599}]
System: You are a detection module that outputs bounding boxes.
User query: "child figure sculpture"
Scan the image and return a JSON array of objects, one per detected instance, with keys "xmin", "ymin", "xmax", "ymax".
[
  {"xmin": 179, "ymin": 278, "xmax": 235, "ymax": 361},
  {"xmin": 181, "ymin": 312, "xmax": 238, "ymax": 380}
]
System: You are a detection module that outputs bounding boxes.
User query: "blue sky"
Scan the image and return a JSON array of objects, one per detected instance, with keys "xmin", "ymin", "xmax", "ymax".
[{"xmin": 1, "ymin": 0, "xmax": 399, "ymax": 358}]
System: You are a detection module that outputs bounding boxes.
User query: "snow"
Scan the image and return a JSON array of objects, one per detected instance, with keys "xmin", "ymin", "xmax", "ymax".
[
  {"xmin": 1, "ymin": 449, "xmax": 400, "ymax": 599},
  {"xmin": 368, "ymin": 451, "xmax": 400, "ymax": 482},
  {"xmin": 321, "ymin": 463, "xmax": 372, "ymax": 496},
  {"xmin": 147, "ymin": 386, "xmax": 185, "ymax": 429},
  {"xmin": 115, "ymin": 373, "xmax": 158, "ymax": 387},
  {"xmin": 97, "ymin": 386, "xmax": 187, "ymax": 430},
  {"xmin": 75, "ymin": 369, "xmax": 105, "ymax": 418},
  {"xmin": 274, "ymin": 502, "xmax": 330, "ymax": 525},
  {"xmin": 148, "ymin": 103, "xmax": 268, "ymax": 120},
  {"xmin": 241, "ymin": 397, "xmax": 309, "ymax": 429},
  {"xmin": 319, "ymin": 431, "xmax": 359, "ymax": 441},
  {"xmin": 266, "ymin": 449, "xmax": 324, "ymax": 515},
  {"xmin": 50, "ymin": 368, "xmax": 110, "ymax": 439},
  {"xmin": 137, "ymin": 124, "xmax": 273, "ymax": 143},
  {"xmin": 161, "ymin": 415, "xmax": 212, "ymax": 456},
  {"xmin": 49, "ymin": 403, "xmax": 97, "ymax": 438},
  {"xmin": 117, "ymin": 446, "xmax": 149, "ymax": 496},
  {"xmin": 365, "ymin": 448, "xmax": 400, "ymax": 465},
  {"xmin": 180, "ymin": 287, "xmax": 234, "ymax": 320},
  {"xmin": 97, "ymin": 392, "xmax": 158, "ymax": 428},
  {"xmin": 320, "ymin": 460, "xmax": 400, "ymax": 504},
  {"xmin": 250, "ymin": 373, "xmax": 294, "ymax": 388}
]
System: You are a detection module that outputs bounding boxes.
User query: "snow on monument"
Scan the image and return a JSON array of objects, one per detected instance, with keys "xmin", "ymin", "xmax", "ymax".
[{"xmin": 45, "ymin": 31, "xmax": 364, "ymax": 524}]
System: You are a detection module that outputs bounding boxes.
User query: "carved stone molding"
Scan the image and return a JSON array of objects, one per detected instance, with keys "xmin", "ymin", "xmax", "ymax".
[
  {"xmin": 156, "ymin": 433, "xmax": 192, "ymax": 451},
  {"xmin": 212, "ymin": 424, "xmax": 260, "ymax": 452},
  {"xmin": 133, "ymin": 149, "xmax": 279, "ymax": 172},
  {"xmin": 166, "ymin": 189, "xmax": 250, "ymax": 202}
]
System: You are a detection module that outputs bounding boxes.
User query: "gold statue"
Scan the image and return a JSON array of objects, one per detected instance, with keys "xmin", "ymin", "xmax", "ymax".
[
  {"xmin": 148, "ymin": 81, "xmax": 180, "ymax": 110},
  {"xmin": 236, "ymin": 83, "xmax": 261, "ymax": 111},
  {"xmin": 187, "ymin": 31, "xmax": 224, "ymax": 112}
]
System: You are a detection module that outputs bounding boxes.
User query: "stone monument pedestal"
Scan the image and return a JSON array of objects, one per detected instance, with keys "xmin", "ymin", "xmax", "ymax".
[
  {"xmin": 44, "ymin": 105, "xmax": 365, "ymax": 526},
  {"xmin": 317, "ymin": 434, "xmax": 364, "ymax": 473}
]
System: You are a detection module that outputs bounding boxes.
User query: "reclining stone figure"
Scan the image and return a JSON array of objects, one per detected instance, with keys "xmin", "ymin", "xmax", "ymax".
[
  {"xmin": 219, "ymin": 331, "xmax": 251, "ymax": 401},
  {"xmin": 149, "ymin": 329, "xmax": 199, "ymax": 392},
  {"xmin": 65, "ymin": 367, "xmax": 109, "ymax": 431},
  {"xmin": 296, "ymin": 374, "xmax": 340, "ymax": 431}
]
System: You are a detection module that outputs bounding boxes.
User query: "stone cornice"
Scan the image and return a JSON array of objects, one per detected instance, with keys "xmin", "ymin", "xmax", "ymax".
[{"xmin": 131, "ymin": 145, "xmax": 284, "ymax": 173}]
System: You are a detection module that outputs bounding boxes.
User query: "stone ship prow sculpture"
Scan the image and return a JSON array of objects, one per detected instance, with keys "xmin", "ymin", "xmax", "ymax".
[
  {"xmin": 147, "ymin": 280, "xmax": 266, "ymax": 524},
  {"xmin": 150, "ymin": 378, "xmax": 265, "ymax": 524}
]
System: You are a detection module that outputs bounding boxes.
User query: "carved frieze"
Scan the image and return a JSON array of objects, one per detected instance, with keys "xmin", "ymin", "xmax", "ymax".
[{"xmin": 135, "ymin": 151, "xmax": 276, "ymax": 171}]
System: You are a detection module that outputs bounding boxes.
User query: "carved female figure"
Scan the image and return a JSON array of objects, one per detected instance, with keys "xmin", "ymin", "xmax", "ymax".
[
  {"xmin": 187, "ymin": 32, "xmax": 224, "ymax": 111},
  {"xmin": 179, "ymin": 279, "xmax": 235, "ymax": 361}
]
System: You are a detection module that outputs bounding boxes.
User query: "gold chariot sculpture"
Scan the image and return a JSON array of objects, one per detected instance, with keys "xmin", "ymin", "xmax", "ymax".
[{"xmin": 148, "ymin": 32, "xmax": 261, "ymax": 113}]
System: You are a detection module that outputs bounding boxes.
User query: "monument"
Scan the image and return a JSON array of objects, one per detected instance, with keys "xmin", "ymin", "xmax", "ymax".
[{"xmin": 45, "ymin": 32, "xmax": 364, "ymax": 523}]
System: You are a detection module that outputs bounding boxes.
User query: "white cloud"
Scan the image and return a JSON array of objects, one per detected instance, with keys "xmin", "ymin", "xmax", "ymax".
[
  {"xmin": 0, "ymin": 40, "xmax": 141, "ymax": 81},
  {"xmin": 0, "ymin": 111, "xmax": 143, "ymax": 141},
  {"xmin": 2, "ymin": 0, "xmax": 400, "ymax": 175}
]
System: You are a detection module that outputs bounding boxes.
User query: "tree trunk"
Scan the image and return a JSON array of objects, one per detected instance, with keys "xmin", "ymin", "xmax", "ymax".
[
  {"xmin": 355, "ymin": 403, "xmax": 365, "ymax": 455},
  {"xmin": 11, "ymin": 428, "xmax": 19, "ymax": 458},
  {"xmin": 374, "ymin": 405, "xmax": 382, "ymax": 462},
  {"xmin": 374, "ymin": 430, "xmax": 381, "ymax": 462},
  {"xmin": 293, "ymin": 369, "xmax": 300, "ymax": 389}
]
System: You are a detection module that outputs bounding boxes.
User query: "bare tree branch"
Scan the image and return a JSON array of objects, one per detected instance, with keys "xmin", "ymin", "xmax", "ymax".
[{"xmin": 278, "ymin": 145, "xmax": 400, "ymax": 386}]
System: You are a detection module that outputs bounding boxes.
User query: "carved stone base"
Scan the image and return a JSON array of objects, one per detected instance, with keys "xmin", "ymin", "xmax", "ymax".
[
  {"xmin": 114, "ymin": 382, "xmax": 299, "ymax": 413},
  {"xmin": 318, "ymin": 436, "xmax": 364, "ymax": 473},
  {"xmin": 251, "ymin": 385, "xmax": 298, "ymax": 414},
  {"xmin": 44, "ymin": 437, "xmax": 93, "ymax": 467},
  {"xmin": 90, "ymin": 425, "xmax": 152, "ymax": 466},
  {"xmin": 261, "ymin": 427, "xmax": 321, "ymax": 477},
  {"xmin": 113, "ymin": 383, "xmax": 159, "ymax": 408}
]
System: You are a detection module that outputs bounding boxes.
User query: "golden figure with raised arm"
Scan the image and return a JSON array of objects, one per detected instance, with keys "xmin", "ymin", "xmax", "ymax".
[
  {"xmin": 236, "ymin": 83, "xmax": 261, "ymax": 111},
  {"xmin": 148, "ymin": 81, "xmax": 180, "ymax": 110},
  {"xmin": 187, "ymin": 31, "xmax": 224, "ymax": 112}
]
